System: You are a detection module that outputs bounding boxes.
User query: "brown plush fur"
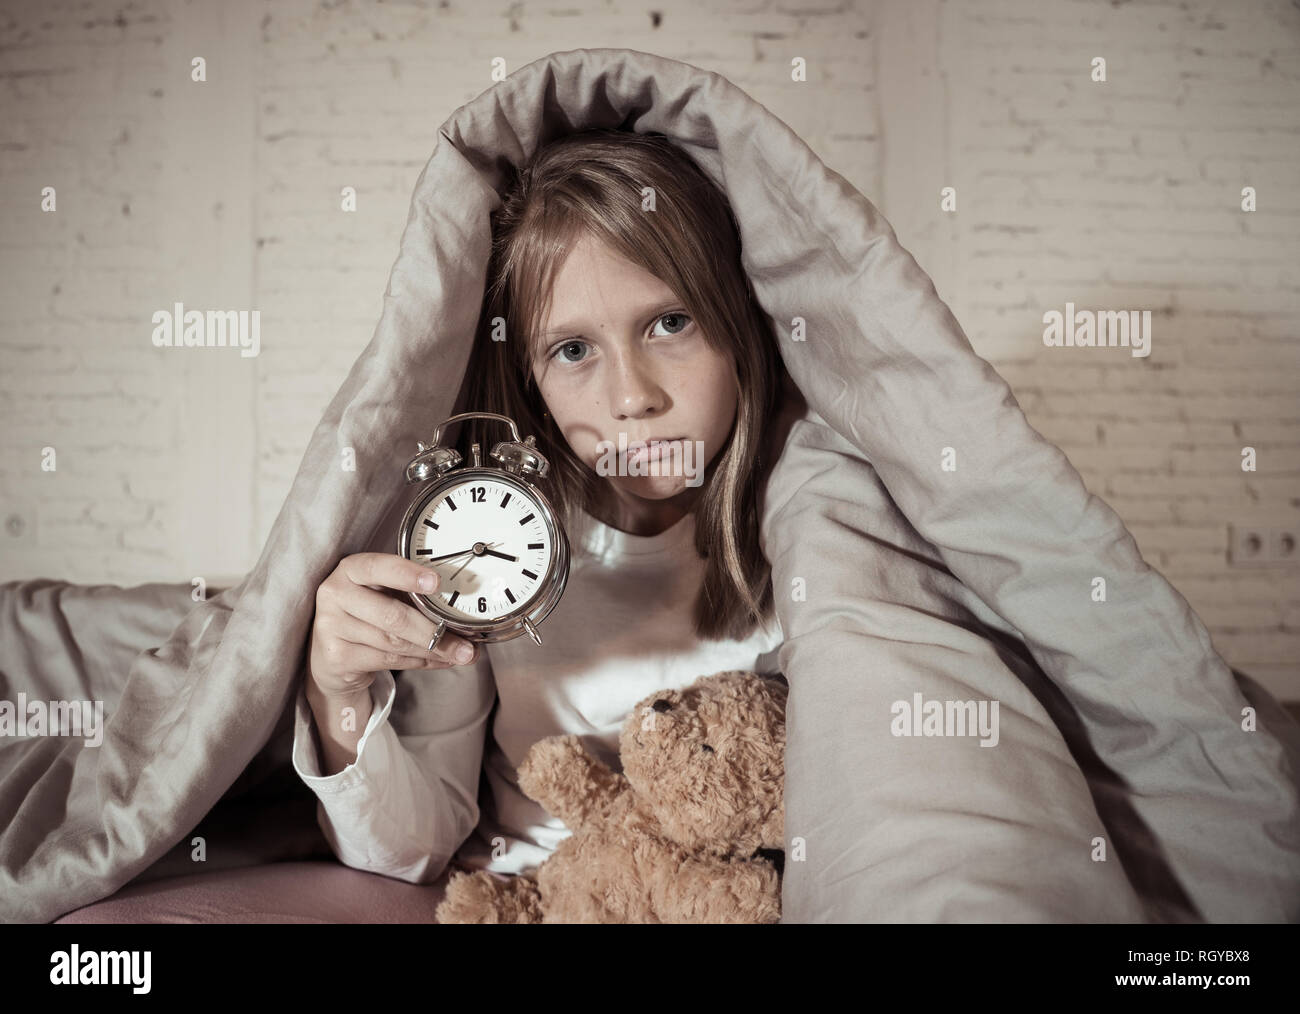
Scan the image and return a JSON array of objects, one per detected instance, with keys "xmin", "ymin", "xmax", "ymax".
[{"xmin": 434, "ymin": 669, "xmax": 787, "ymax": 924}]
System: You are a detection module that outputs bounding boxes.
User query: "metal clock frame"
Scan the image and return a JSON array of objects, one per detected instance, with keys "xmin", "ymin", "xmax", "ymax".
[{"xmin": 396, "ymin": 412, "xmax": 570, "ymax": 650}]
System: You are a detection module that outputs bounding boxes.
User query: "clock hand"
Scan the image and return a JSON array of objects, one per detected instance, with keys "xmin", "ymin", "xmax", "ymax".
[
  {"xmin": 481, "ymin": 549, "xmax": 518, "ymax": 562},
  {"xmin": 426, "ymin": 548, "xmax": 478, "ymax": 563},
  {"xmin": 445, "ymin": 541, "xmax": 504, "ymax": 582},
  {"xmin": 423, "ymin": 540, "xmax": 505, "ymax": 565}
]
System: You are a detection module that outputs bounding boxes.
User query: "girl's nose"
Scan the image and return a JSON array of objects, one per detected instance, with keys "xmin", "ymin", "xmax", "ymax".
[{"xmin": 609, "ymin": 352, "xmax": 666, "ymax": 420}]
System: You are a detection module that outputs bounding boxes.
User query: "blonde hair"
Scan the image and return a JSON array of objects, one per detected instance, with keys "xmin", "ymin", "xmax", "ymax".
[{"xmin": 456, "ymin": 128, "xmax": 782, "ymax": 642}]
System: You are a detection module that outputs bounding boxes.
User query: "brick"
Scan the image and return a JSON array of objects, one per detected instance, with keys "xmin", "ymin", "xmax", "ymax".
[{"xmin": 2, "ymin": 0, "xmax": 1296, "ymax": 678}]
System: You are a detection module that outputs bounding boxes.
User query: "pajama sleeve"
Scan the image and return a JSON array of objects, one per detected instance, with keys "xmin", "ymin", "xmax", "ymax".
[{"xmin": 291, "ymin": 650, "xmax": 497, "ymax": 885}]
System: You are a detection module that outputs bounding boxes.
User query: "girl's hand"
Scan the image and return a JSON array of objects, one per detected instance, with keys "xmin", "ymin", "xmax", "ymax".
[{"xmin": 308, "ymin": 552, "xmax": 479, "ymax": 698}]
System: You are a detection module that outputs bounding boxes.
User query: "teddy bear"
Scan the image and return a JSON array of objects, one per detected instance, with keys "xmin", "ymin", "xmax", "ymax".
[{"xmin": 433, "ymin": 669, "xmax": 787, "ymax": 924}]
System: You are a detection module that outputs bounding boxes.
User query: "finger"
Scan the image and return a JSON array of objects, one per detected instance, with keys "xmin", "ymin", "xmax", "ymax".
[
  {"xmin": 335, "ymin": 581, "xmax": 446, "ymax": 651},
  {"xmin": 332, "ymin": 637, "xmax": 439, "ymax": 675},
  {"xmin": 331, "ymin": 611, "xmax": 430, "ymax": 657},
  {"xmin": 332, "ymin": 611, "xmax": 476, "ymax": 667},
  {"xmin": 340, "ymin": 552, "xmax": 440, "ymax": 596},
  {"xmin": 337, "ymin": 585, "xmax": 478, "ymax": 664}
]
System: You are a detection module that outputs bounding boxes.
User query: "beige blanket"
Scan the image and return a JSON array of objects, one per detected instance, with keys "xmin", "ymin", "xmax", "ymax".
[{"xmin": 3, "ymin": 48, "xmax": 1298, "ymax": 923}]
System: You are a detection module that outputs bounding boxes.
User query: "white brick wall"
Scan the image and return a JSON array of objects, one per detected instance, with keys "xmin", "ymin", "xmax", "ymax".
[
  {"xmin": 917, "ymin": 0, "xmax": 1300, "ymax": 702},
  {"xmin": 1, "ymin": 0, "xmax": 1296, "ymax": 698}
]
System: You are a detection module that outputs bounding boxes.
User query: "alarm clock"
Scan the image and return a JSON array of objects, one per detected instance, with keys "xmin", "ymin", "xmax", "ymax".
[{"xmin": 396, "ymin": 411, "xmax": 570, "ymax": 651}]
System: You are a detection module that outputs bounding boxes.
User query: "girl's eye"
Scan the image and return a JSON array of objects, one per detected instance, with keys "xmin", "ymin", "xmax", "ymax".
[
  {"xmin": 552, "ymin": 339, "xmax": 590, "ymax": 365},
  {"xmin": 547, "ymin": 312, "xmax": 692, "ymax": 365},
  {"xmin": 651, "ymin": 312, "xmax": 692, "ymax": 337}
]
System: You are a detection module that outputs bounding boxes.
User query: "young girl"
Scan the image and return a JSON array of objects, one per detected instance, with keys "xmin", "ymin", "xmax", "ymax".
[{"xmin": 292, "ymin": 128, "xmax": 793, "ymax": 885}]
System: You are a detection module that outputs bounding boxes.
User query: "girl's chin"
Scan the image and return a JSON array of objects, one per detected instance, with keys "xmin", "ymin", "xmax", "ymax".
[{"xmin": 611, "ymin": 476, "xmax": 692, "ymax": 499}]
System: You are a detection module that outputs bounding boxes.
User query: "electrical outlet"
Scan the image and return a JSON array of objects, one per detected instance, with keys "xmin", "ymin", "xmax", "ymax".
[{"xmin": 1228, "ymin": 525, "xmax": 1299, "ymax": 568}]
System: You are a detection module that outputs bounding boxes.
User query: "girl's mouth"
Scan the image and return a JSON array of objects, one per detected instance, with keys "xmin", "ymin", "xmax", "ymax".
[{"xmin": 627, "ymin": 437, "xmax": 683, "ymax": 463}]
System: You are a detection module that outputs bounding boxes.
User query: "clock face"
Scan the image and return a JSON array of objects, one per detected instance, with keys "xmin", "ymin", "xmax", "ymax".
[{"xmin": 410, "ymin": 477, "xmax": 555, "ymax": 623}]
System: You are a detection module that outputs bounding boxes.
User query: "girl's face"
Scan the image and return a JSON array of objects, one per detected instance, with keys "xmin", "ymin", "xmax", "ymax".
[{"xmin": 530, "ymin": 231, "xmax": 738, "ymax": 531}]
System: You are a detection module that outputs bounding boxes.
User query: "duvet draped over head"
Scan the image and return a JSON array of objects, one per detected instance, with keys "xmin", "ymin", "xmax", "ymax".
[{"xmin": 2, "ymin": 47, "xmax": 1298, "ymax": 924}]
